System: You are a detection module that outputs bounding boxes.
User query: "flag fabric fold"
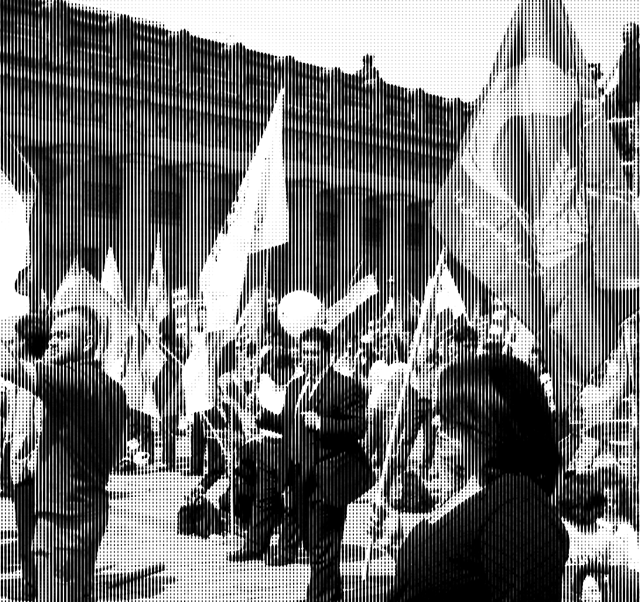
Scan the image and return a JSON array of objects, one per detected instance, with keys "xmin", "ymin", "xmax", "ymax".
[{"xmin": 431, "ymin": 0, "xmax": 640, "ymax": 414}]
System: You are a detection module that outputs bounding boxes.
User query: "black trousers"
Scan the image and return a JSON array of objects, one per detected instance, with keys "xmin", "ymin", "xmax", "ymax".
[
  {"xmin": 191, "ymin": 412, "xmax": 207, "ymax": 475},
  {"xmin": 290, "ymin": 466, "xmax": 348, "ymax": 602},
  {"xmin": 246, "ymin": 437, "xmax": 299, "ymax": 556},
  {"xmin": 160, "ymin": 415, "xmax": 179, "ymax": 470},
  {"xmin": 13, "ymin": 478, "xmax": 37, "ymax": 599}
]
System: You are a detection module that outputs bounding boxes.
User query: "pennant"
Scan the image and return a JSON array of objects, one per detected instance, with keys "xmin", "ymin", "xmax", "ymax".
[
  {"xmin": 100, "ymin": 248, "xmax": 126, "ymax": 381},
  {"xmin": 200, "ymin": 90, "xmax": 288, "ymax": 333},
  {"xmin": 435, "ymin": 265, "xmax": 467, "ymax": 321},
  {"xmin": 430, "ymin": 0, "xmax": 639, "ymax": 412},
  {"xmin": 143, "ymin": 233, "xmax": 169, "ymax": 337},
  {"xmin": 182, "ymin": 334, "xmax": 211, "ymax": 415}
]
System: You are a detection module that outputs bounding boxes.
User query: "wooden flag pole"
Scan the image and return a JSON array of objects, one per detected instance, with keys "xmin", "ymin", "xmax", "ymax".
[{"xmin": 361, "ymin": 249, "xmax": 446, "ymax": 582}]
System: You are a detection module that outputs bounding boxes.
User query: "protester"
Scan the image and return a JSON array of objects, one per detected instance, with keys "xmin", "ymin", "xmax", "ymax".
[
  {"xmin": 0, "ymin": 305, "xmax": 130, "ymax": 601},
  {"xmin": 228, "ymin": 350, "xmax": 302, "ymax": 564},
  {"xmin": 3, "ymin": 314, "xmax": 49, "ymax": 601},
  {"xmin": 388, "ymin": 354, "xmax": 569, "ymax": 602},
  {"xmin": 153, "ymin": 317, "xmax": 186, "ymax": 471},
  {"xmin": 263, "ymin": 327, "xmax": 373, "ymax": 602}
]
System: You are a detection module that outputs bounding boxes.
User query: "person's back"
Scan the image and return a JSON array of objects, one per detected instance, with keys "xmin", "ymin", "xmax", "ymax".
[{"xmin": 34, "ymin": 359, "xmax": 129, "ymax": 515}]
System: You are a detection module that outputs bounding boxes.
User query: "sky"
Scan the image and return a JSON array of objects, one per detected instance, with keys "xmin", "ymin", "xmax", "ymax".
[{"xmin": 64, "ymin": 0, "xmax": 640, "ymax": 102}]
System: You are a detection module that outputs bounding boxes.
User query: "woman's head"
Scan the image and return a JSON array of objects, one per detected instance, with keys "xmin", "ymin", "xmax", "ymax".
[{"xmin": 434, "ymin": 354, "xmax": 560, "ymax": 495}]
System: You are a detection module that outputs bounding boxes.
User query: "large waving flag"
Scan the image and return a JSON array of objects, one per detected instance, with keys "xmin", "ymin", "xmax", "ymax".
[
  {"xmin": 431, "ymin": 0, "xmax": 640, "ymax": 413},
  {"xmin": 200, "ymin": 90, "xmax": 288, "ymax": 333}
]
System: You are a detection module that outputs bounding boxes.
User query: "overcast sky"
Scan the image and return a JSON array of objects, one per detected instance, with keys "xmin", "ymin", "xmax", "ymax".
[{"xmin": 65, "ymin": 0, "xmax": 640, "ymax": 102}]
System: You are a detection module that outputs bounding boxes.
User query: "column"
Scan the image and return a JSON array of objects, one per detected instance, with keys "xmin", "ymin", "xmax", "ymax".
[
  {"xmin": 288, "ymin": 179, "xmax": 322, "ymax": 295},
  {"xmin": 181, "ymin": 164, "xmax": 213, "ymax": 298},
  {"xmin": 119, "ymin": 156, "xmax": 155, "ymax": 308}
]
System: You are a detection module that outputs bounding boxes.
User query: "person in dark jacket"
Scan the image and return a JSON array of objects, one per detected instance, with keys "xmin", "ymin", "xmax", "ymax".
[
  {"xmin": 0, "ymin": 305, "xmax": 130, "ymax": 602},
  {"xmin": 388, "ymin": 354, "xmax": 569, "ymax": 602},
  {"xmin": 252, "ymin": 327, "xmax": 374, "ymax": 602}
]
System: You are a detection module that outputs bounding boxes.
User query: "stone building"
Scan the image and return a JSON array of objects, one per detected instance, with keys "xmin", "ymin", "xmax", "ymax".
[{"xmin": 0, "ymin": 0, "xmax": 471, "ymax": 319}]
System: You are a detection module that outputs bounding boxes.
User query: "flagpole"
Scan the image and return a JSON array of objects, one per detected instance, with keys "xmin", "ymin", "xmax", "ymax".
[{"xmin": 361, "ymin": 249, "xmax": 446, "ymax": 582}]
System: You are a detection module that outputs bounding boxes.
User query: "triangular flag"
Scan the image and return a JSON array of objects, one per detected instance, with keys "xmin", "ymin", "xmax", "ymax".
[
  {"xmin": 200, "ymin": 90, "xmax": 288, "ymax": 333},
  {"xmin": 101, "ymin": 248, "xmax": 126, "ymax": 381},
  {"xmin": 183, "ymin": 335, "xmax": 211, "ymax": 415},
  {"xmin": 435, "ymin": 265, "xmax": 467, "ymax": 321},
  {"xmin": 143, "ymin": 234, "xmax": 169, "ymax": 337}
]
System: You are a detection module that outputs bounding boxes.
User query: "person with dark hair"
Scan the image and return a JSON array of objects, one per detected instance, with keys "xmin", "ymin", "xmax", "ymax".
[
  {"xmin": 2, "ymin": 314, "xmax": 49, "ymax": 600},
  {"xmin": 153, "ymin": 317, "xmax": 185, "ymax": 472},
  {"xmin": 0, "ymin": 305, "xmax": 130, "ymax": 601},
  {"xmin": 228, "ymin": 349, "xmax": 302, "ymax": 564},
  {"xmin": 249, "ymin": 326, "xmax": 374, "ymax": 601},
  {"xmin": 388, "ymin": 354, "xmax": 569, "ymax": 602}
]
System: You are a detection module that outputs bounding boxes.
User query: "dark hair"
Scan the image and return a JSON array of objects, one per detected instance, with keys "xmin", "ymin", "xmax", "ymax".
[
  {"xmin": 453, "ymin": 323, "xmax": 478, "ymax": 344},
  {"xmin": 435, "ymin": 354, "xmax": 560, "ymax": 496},
  {"xmin": 217, "ymin": 340, "xmax": 237, "ymax": 375},
  {"xmin": 15, "ymin": 314, "xmax": 50, "ymax": 360},
  {"xmin": 55, "ymin": 305, "xmax": 101, "ymax": 352},
  {"xmin": 299, "ymin": 327, "xmax": 332, "ymax": 352}
]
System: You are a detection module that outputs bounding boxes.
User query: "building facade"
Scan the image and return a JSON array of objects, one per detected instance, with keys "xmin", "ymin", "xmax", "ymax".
[{"xmin": 0, "ymin": 0, "xmax": 472, "ymax": 319}]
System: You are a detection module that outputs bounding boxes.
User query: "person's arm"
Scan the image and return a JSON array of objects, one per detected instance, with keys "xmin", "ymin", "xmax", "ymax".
[
  {"xmin": 319, "ymin": 380, "xmax": 368, "ymax": 440},
  {"xmin": 481, "ymin": 498, "xmax": 570, "ymax": 602}
]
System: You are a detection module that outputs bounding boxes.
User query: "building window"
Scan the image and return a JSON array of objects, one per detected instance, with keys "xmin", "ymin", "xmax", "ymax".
[
  {"xmin": 406, "ymin": 204, "xmax": 425, "ymax": 248},
  {"xmin": 316, "ymin": 210, "xmax": 338, "ymax": 240},
  {"xmin": 150, "ymin": 167, "xmax": 183, "ymax": 224},
  {"xmin": 316, "ymin": 189, "xmax": 339, "ymax": 241},
  {"xmin": 83, "ymin": 158, "xmax": 122, "ymax": 217},
  {"xmin": 364, "ymin": 216, "xmax": 382, "ymax": 245},
  {"xmin": 81, "ymin": 246, "xmax": 102, "ymax": 280}
]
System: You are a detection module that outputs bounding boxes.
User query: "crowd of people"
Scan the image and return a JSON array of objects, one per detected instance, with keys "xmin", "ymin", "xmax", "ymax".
[{"xmin": 0, "ymin": 300, "xmax": 638, "ymax": 602}]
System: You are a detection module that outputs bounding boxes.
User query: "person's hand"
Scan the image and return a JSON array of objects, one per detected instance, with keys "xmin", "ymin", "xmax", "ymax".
[{"xmin": 300, "ymin": 411, "xmax": 320, "ymax": 431}]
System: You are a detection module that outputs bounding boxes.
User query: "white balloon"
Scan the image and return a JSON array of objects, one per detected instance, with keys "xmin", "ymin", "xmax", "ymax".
[{"xmin": 278, "ymin": 291, "xmax": 324, "ymax": 338}]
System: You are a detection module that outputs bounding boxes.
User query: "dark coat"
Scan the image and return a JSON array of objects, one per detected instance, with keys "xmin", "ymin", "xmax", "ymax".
[{"xmin": 258, "ymin": 368, "xmax": 374, "ymax": 507}]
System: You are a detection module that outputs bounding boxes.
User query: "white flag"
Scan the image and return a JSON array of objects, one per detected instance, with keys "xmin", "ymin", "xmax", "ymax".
[
  {"xmin": 101, "ymin": 248, "xmax": 126, "ymax": 381},
  {"xmin": 323, "ymin": 275, "xmax": 378, "ymax": 333},
  {"xmin": 144, "ymin": 233, "xmax": 169, "ymax": 336},
  {"xmin": 435, "ymin": 265, "xmax": 467, "ymax": 320},
  {"xmin": 183, "ymin": 335, "xmax": 211, "ymax": 415},
  {"xmin": 200, "ymin": 90, "xmax": 288, "ymax": 333}
]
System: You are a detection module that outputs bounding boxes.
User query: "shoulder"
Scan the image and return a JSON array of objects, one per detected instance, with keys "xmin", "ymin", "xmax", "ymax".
[{"xmin": 481, "ymin": 474, "xmax": 569, "ymax": 547}]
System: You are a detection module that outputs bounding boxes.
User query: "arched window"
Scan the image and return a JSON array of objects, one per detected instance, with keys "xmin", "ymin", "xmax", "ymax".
[
  {"xmin": 406, "ymin": 202, "xmax": 425, "ymax": 248},
  {"xmin": 150, "ymin": 166, "xmax": 183, "ymax": 224},
  {"xmin": 315, "ymin": 189, "xmax": 338, "ymax": 241},
  {"xmin": 83, "ymin": 157, "xmax": 122, "ymax": 216}
]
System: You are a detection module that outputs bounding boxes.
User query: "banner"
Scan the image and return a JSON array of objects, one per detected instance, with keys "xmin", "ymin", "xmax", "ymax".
[
  {"xmin": 430, "ymin": 0, "xmax": 639, "ymax": 409},
  {"xmin": 200, "ymin": 90, "xmax": 288, "ymax": 333},
  {"xmin": 323, "ymin": 274, "xmax": 378, "ymax": 333}
]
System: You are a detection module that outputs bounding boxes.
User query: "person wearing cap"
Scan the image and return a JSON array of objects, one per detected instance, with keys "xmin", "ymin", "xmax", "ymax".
[{"xmin": 3, "ymin": 314, "xmax": 49, "ymax": 601}]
